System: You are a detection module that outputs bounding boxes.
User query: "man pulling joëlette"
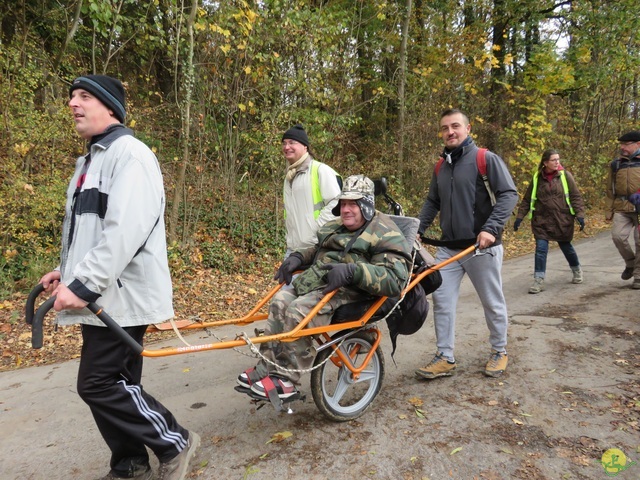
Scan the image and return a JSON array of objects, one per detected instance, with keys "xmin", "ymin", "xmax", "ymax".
[{"xmin": 415, "ymin": 108, "xmax": 518, "ymax": 380}]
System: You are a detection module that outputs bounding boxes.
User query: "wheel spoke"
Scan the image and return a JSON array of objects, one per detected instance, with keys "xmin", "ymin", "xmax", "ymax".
[
  {"xmin": 311, "ymin": 331, "xmax": 385, "ymax": 421},
  {"xmin": 326, "ymin": 368, "xmax": 351, "ymax": 405}
]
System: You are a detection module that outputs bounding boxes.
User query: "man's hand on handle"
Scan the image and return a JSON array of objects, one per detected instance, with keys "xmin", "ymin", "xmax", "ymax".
[
  {"xmin": 51, "ymin": 283, "xmax": 88, "ymax": 311},
  {"xmin": 476, "ymin": 231, "xmax": 495, "ymax": 250},
  {"xmin": 39, "ymin": 271, "xmax": 61, "ymax": 294}
]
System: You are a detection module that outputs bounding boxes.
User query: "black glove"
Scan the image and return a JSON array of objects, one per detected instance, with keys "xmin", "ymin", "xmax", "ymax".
[
  {"xmin": 274, "ymin": 253, "xmax": 303, "ymax": 285},
  {"xmin": 513, "ymin": 218, "xmax": 522, "ymax": 232},
  {"xmin": 320, "ymin": 263, "xmax": 356, "ymax": 294},
  {"xmin": 629, "ymin": 192, "xmax": 640, "ymax": 205},
  {"xmin": 577, "ymin": 217, "xmax": 585, "ymax": 231}
]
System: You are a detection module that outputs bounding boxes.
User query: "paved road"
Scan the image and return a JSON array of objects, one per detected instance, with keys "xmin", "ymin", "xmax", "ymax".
[{"xmin": 1, "ymin": 231, "xmax": 638, "ymax": 480}]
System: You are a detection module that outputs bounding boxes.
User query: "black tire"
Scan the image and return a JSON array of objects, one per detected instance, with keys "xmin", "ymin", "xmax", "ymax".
[{"xmin": 310, "ymin": 329, "xmax": 385, "ymax": 422}]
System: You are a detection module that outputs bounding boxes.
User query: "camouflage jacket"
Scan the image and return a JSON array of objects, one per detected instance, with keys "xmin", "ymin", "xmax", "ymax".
[{"xmin": 292, "ymin": 211, "xmax": 412, "ymax": 297}]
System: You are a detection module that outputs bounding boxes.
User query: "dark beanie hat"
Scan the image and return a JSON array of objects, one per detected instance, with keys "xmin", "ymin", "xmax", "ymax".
[
  {"xmin": 69, "ymin": 75, "xmax": 126, "ymax": 123},
  {"xmin": 282, "ymin": 124, "xmax": 310, "ymax": 147},
  {"xmin": 618, "ymin": 130, "xmax": 640, "ymax": 142}
]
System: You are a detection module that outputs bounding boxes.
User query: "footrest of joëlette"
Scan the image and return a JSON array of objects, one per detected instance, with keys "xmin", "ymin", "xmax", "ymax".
[{"xmin": 234, "ymin": 385, "xmax": 305, "ymax": 404}]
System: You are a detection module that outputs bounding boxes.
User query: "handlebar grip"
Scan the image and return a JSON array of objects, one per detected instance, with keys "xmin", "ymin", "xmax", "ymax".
[
  {"xmin": 32, "ymin": 296, "xmax": 55, "ymax": 348},
  {"xmin": 25, "ymin": 283, "xmax": 46, "ymax": 326},
  {"xmin": 30, "ymin": 294, "xmax": 144, "ymax": 355}
]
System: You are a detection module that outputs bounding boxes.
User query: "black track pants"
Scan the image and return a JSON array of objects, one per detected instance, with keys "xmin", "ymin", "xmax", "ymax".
[{"xmin": 77, "ymin": 324, "xmax": 188, "ymax": 477}]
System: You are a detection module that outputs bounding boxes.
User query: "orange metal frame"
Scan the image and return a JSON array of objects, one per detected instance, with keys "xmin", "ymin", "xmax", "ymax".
[{"xmin": 139, "ymin": 244, "xmax": 477, "ymax": 364}]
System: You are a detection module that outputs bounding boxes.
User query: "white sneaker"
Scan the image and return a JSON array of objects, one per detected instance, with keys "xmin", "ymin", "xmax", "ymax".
[
  {"xmin": 571, "ymin": 267, "xmax": 583, "ymax": 284},
  {"xmin": 528, "ymin": 277, "xmax": 545, "ymax": 294}
]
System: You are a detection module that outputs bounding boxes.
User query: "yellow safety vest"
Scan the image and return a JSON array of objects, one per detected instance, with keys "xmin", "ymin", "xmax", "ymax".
[
  {"xmin": 529, "ymin": 169, "xmax": 575, "ymax": 219},
  {"xmin": 283, "ymin": 160, "xmax": 325, "ymax": 220}
]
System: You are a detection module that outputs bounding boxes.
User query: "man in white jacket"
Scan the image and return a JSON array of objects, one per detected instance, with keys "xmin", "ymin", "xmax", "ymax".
[
  {"xmin": 39, "ymin": 75, "xmax": 198, "ymax": 480},
  {"xmin": 281, "ymin": 124, "xmax": 342, "ymax": 256}
]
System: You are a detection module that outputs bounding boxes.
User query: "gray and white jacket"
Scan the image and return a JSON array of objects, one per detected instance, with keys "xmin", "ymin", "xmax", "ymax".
[{"xmin": 56, "ymin": 126, "xmax": 174, "ymax": 327}]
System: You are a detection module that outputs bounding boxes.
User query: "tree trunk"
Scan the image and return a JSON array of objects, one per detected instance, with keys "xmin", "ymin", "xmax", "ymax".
[
  {"xmin": 168, "ymin": 0, "xmax": 198, "ymax": 243},
  {"xmin": 397, "ymin": 0, "xmax": 412, "ymax": 179}
]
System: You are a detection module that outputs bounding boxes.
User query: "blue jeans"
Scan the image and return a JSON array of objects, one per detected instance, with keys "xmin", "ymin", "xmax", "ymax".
[{"xmin": 534, "ymin": 239, "xmax": 580, "ymax": 278}]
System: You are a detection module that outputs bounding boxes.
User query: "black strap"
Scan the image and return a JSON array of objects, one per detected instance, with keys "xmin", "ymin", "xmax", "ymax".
[
  {"xmin": 341, "ymin": 218, "xmax": 372, "ymax": 259},
  {"xmin": 420, "ymin": 236, "xmax": 476, "ymax": 249}
]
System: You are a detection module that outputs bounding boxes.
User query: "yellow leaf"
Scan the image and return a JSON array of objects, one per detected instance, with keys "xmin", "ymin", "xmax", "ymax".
[
  {"xmin": 244, "ymin": 66, "xmax": 251, "ymax": 74},
  {"xmin": 248, "ymin": 288, "xmax": 257, "ymax": 295},
  {"xmin": 238, "ymin": 103, "xmax": 246, "ymax": 112},
  {"xmin": 183, "ymin": 368, "xmax": 190, "ymax": 373},
  {"xmin": 266, "ymin": 431, "xmax": 292, "ymax": 444},
  {"xmin": 450, "ymin": 447, "xmax": 462, "ymax": 455},
  {"xmin": 512, "ymin": 418, "xmax": 524, "ymax": 425},
  {"xmin": 408, "ymin": 397, "xmax": 423, "ymax": 407},
  {"xmin": 220, "ymin": 44, "xmax": 231, "ymax": 55},
  {"xmin": 129, "ymin": 119, "xmax": 136, "ymax": 128}
]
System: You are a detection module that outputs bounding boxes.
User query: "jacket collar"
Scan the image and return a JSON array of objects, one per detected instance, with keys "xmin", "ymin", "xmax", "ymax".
[
  {"xmin": 90, "ymin": 124, "xmax": 133, "ymax": 151},
  {"xmin": 442, "ymin": 137, "xmax": 474, "ymax": 163}
]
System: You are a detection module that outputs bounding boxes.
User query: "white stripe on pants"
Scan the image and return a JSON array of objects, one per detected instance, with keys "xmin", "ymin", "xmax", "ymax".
[{"xmin": 431, "ymin": 244, "xmax": 508, "ymax": 360}]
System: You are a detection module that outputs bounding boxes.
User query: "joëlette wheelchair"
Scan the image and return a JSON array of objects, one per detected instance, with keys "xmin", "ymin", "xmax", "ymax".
[{"xmin": 25, "ymin": 179, "xmax": 475, "ymax": 422}]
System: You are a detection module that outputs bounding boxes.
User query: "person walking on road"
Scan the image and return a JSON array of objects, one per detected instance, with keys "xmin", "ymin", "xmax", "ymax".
[
  {"xmin": 281, "ymin": 124, "xmax": 342, "ymax": 257},
  {"xmin": 39, "ymin": 75, "xmax": 199, "ymax": 480},
  {"xmin": 415, "ymin": 108, "xmax": 518, "ymax": 380},
  {"xmin": 513, "ymin": 149, "xmax": 586, "ymax": 294},
  {"xmin": 606, "ymin": 130, "xmax": 640, "ymax": 289}
]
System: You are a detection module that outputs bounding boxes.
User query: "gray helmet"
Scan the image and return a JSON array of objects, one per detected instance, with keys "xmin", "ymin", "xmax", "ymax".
[{"xmin": 331, "ymin": 174, "xmax": 375, "ymax": 221}]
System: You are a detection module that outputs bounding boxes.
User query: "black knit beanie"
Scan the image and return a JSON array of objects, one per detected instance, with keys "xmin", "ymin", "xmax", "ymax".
[
  {"xmin": 69, "ymin": 75, "xmax": 126, "ymax": 123},
  {"xmin": 282, "ymin": 124, "xmax": 310, "ymax": 147}
]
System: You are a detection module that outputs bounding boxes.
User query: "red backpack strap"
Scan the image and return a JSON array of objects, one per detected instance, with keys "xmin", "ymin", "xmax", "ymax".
[
  {"xmin": 435, "ymin": 157, "xmax": 445, "ymax": 176},
  {"xmin": 476, "ymin": 148, "xmax": 487, "ymax": 176},
  {"xmin": 476, "ymin": 148, "xmax": 495, "ymax": 206}
]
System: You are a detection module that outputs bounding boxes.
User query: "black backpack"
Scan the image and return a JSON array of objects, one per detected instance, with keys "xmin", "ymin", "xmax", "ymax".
[{"xmin": 385, "ymin": 246, "xmax": 442, "ymax": 357}]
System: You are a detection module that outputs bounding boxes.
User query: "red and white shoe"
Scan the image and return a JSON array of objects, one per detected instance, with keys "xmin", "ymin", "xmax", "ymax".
[
  {"xmin": 236, "ymin": 368, "xmax": 256, "ymax": 389},
  {"xmin": 250, "ymin": 375, "xmax": 298, "ymax": 399}
]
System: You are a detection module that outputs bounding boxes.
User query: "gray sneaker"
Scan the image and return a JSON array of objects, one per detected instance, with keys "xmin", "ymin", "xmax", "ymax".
[
  {"xmin": 528, "ymin": 277, "xmax": 545, "ymax": 294},
  {"xmin": 157, "ymin": 431, "xmax": 201, "ymax": 480},
  {"xmin": 633, "ymin": 279, "xmax": 640, "ymax": 290},
  {"xmin": 571, "ymin": 267, "xmax": 583, "ymax": 284}
]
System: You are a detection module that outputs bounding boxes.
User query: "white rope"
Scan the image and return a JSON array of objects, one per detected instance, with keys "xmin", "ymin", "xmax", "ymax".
[{"xmin": 168, "ymin": 317, "xmax": 192, "ymax": 346}]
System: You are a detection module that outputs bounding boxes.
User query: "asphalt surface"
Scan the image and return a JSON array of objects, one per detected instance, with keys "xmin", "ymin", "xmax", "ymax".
[{"xmin": 1, "ymin": 231, "xmax": 639, "ymax": 480}]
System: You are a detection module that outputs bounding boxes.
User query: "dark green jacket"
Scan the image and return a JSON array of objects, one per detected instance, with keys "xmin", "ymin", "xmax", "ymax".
[{"xmin": 292, "ymin": 211, "xmax": 412, "ymax": 297}]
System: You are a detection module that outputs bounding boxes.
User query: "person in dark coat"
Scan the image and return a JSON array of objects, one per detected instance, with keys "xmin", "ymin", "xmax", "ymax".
[{"xmin": 514, "ymin": 149, "xmax": 586, "ymax": 293}]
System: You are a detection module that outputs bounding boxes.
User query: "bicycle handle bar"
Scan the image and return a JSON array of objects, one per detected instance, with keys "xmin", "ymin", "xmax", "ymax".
[
  {"xmin": 29, "ymin": 286, "xmax": 143, "ymax": 354},
  {"xmin": 25, "ymin": 283, "xmax": 45, "ymax": 326}
]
